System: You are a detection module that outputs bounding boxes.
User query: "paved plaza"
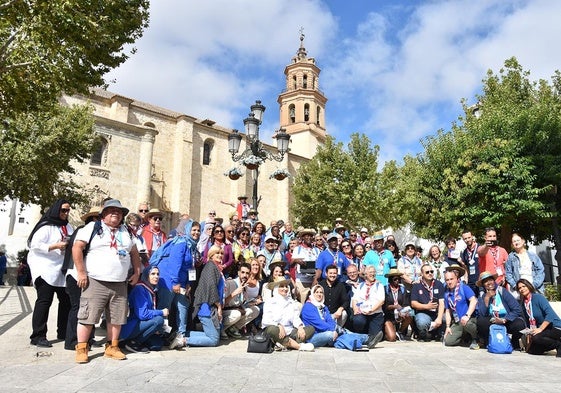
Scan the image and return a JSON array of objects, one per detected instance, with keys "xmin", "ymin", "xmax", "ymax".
[{"xmin": 1, "ymin": 285, "xmax": 560, "ymax": 393}]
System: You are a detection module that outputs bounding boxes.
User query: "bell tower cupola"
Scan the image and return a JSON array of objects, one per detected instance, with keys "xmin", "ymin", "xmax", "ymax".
[{"xmin": 277, "ymin": 31, "xmax": 327, "ymax": 159}]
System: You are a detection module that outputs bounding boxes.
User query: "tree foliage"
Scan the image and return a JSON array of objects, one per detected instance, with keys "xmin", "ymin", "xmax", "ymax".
[
  {"xmin": 291, "ymin": 133, "xmax": 404, "ymax": 231},
  {"xmin": 398, "ymin": 57, "xmax": 561, "ymax": 244},
  {"xmin": 0, "ymin": 0, "xmax": 149, "ymax": 207},
  {"xmin": 0, "ymin": 104, "xmax": 95, "ymax": 207},
  {"xmin": 0, "ymin": 0, "xmax": 150, "ymax": 117}
]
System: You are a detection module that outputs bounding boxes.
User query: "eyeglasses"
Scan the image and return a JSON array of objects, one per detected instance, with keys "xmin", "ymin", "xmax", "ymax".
[
  {"xmin": 424, "ymin": 270, "xmax": 434, "ymax": 274},
  {"xmin": 240, "ymin": 233, "xmax": 249, "ymax": 236},
  {"xmin": 226, "ymin": 230, "xmax": 233, "ymax": 233},
  {"xmin": 406, "ymin": 246, "xmax": 415, "ymax": 250},
  {"xmin": 342, "ymin": 244, "xmax": 351, "ymax": 248},
  {"xmin": 209, "ymin": 212, "xmax": 216, "ymax": 216},
  {"xmin": 60, "ymin": 208, "xmax": 71, "ymax": 213},
  {"xmin": 138, "ymin": 209, "xmax": 149, "ymax": 213},
  {"xmin": 214, "ymin": 230, "xmax": 224, "ymax": 234},
  {"xmin": 152, "ymin": 217, "xmax": 163, "ymax": 221}
]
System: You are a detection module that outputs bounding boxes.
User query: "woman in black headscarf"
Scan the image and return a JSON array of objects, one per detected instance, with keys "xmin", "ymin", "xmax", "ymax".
[{"xmin": 27, "ymin": 199, "xmax": 73, "ymax": 347}]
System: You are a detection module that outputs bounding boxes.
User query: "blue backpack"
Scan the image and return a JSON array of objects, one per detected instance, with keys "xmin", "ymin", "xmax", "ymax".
[
  {"xmin": 334, "ymin": 333, "xmax": 363, "ymax": 351},
  {"xmin": 487, "ymin": 324, "xmax": 513, "ymax": 354}
]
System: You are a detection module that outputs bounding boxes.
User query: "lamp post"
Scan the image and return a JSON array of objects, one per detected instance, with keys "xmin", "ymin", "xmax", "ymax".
[{"xmin": 227, "ymin": 100, "xmax": 291, "ymax": 211}]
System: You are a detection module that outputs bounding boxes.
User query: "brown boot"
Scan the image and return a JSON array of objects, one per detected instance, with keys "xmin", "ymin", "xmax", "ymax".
[
  {"xmin": 75, "ymin": 342, "xmax": 89, "ymax": 364},
  {"xmin": 104, "ymin": 340, "xmax": 126, "ymax": 360}
]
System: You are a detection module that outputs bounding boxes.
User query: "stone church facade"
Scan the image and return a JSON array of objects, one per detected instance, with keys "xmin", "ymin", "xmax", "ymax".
[{"xmin": 0, "ymin": 35, "xmax": 328, "ymax": 258}]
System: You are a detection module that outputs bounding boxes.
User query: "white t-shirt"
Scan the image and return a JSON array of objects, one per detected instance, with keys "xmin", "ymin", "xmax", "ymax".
[{"xmin": 76, "ymin": 221, "xmax": 135, "ymax": 282}]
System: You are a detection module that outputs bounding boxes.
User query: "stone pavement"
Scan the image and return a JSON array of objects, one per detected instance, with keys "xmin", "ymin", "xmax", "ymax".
[{"xmin": 1, "ymin": 285, "xmax": 560, "ymax": 393}]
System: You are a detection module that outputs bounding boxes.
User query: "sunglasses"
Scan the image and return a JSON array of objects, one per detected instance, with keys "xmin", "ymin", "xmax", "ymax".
[
  {"xmin": 139, "ymin": 209, "xmax": 149, "ymax": 213},
  {"xmin": 406, "ymin": 246, "xmax": 415, "ymax": 250},
  {"xmin": 214, "ymin": 229, "xmax": 224, "ymax": 234},
  {"xmin": 60, "ymin": 208, "xmax": 71, "ymax": 213},
  {"xmin": 342, "ymin": 244, "xmax": 351, "ymax": 248},
  {"xmin": 424, "ymin": 270, "xmax": 434, "ymax": 274},
  {"xmin": 209, "ymin": 212, "xmax": 216, "ymax": 216},
  {"xmin": 152, "ymin": 217, "xmax": 163, "ymax": 221},
  {"xmin": 226, "ymin": 230, "xmax": 233, "ymax": 233}
]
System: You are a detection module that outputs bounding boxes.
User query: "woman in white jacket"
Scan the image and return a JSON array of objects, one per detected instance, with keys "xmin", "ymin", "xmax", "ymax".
[{"xmin": 261, "ymin": 278, "xmax": 314, "ymax": 351}]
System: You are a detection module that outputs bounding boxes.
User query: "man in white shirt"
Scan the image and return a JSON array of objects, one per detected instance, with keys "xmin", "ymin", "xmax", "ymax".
[{"xmin": 73, "ymin": 199, "xmax": 141, "ymax": 363}]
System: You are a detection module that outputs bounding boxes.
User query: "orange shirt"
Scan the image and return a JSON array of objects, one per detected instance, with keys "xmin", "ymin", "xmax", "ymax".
[{"xmin": 478, "ymin": 246, "xmax": 508, "ymax": 285}]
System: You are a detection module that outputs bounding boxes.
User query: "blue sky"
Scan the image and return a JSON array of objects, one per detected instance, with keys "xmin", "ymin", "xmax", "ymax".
[{"xmin": 105, "ymin": 0, "xmax": 561, "ymax": 164}]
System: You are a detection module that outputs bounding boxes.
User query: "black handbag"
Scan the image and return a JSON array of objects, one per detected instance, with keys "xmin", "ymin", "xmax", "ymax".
[{"xmin": 247, "ymin": 330, "xmax": 273, "ymax": 353}]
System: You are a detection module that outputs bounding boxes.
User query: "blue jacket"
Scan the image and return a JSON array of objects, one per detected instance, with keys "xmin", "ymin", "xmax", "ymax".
[
  {"xmin": 505, "ymin": 250, "xmax": 545, "ymax": 293},
  {"xmin": 120, "ymin": 282, "xmax": 164, "ymax": 339},
  {"xmin": 476, "ymin": 286, "xmax": 522, "ymax": 321},
  {"xmin": 301, "ymin": 301, "xmax": 337, "ymax": 333},
  {"xmin": 157, "ymin": 239, "xmax": 193, "ymax": 290}
]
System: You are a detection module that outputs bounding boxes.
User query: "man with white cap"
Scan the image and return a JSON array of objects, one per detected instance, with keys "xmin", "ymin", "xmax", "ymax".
[
  {"xmin": 312, "ymin": 233, "xmax": 348, "ymax": 287},
  {"xmin": 291, "ymin": 228, "xmax": 320, "ymax": 298},
  {"xmin": 261, "ymin": 234, "xmax": 286, "ymax": 276}
]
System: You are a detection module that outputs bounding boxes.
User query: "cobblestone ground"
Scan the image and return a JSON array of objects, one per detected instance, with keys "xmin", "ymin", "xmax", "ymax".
[{"xmin": 1, "ymin": 285, "xmax": 560, "ymax": 393}]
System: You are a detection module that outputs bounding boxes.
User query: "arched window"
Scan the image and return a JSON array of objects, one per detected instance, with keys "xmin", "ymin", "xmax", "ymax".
[
  {"xmin": 289, "ymin": 104, "xmax": 296, "ymax": 123},
  {"xmin": 304, "ymin": 103, "xmax": 310, "ymax": 122},
  {"xmin": 316, "ymin": 106, "xmax": 321, "ymax": 126},
  {"xmin": 90, "ymin": 136, "xmax": 108, "ymax": 166},
  {"xmin": 203, "ymin": 139, "xmax": 214, "ymax": 165},
  {"xmin": 303, "ymin": 74, "xmax": 308, "ymax": 89}
]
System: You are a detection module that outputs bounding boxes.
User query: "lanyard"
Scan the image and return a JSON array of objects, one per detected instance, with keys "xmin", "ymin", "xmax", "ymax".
[
  {"xmin": 60, "ymin": 225, "xmax": 68, "ymax": 239},
  {"xmin": 421, "ymin": 279, "xmax": 434, "ymax": 302},
  {"xmin": 489, "ymin": 247, "xmax": 500, "ymax": 267},
  {"xmin": 391, "ymin": 286, "xmax": 400, "ymax": 305},
  {"xmin": 109, "ymin": 229, "xmax": 118, "ymax": 250},
  {"xmin": 524, "ymin": 295, "xmax": 536, "ymax": 327},
  {"xmin": 447, "ymin": 285, "xmax": 460, "ymax": 311},
  {"xmin": 365, "ymin": 282, "xmax": 375, "ymax": 301}
]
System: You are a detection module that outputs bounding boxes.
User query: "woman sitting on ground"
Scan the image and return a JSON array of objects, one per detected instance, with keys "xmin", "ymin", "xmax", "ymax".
[
  {"xmin": 516, "ymin": 278, "xmax": 561, "ymax": 357},
  {"xmin": 120, "ymin": 266, "xmax": 169, "ymax": 352},
  {"xmin": 476, "ymin": 271, "xmax": 525, "ymax": 350},
  {"xmin": 301, "ymin": 284, "xmax": 383, "ymax": 349},
  {"xmin": 262, "ymin": 278, "xmax": 315, "ymax": 351},
  {"xmin": 246, "ymin": 257, "xmax": 265, "ymax": 331}
]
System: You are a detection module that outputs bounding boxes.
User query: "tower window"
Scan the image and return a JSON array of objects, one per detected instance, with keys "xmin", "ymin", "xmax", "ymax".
[
  {"xmin": 289, "ymin": 104, "xmax": 296, "ymax": 123},
  {"xmin": 293, "ymin": 76, "xmax": 297, "ymax": 90},
  {"xmin": 203, "ymin": 139, "xmax": 214, "ymax": 165},
  {"xmin": 303, "ymin": 74, "xmax": 308, "ymax": 89},
  {"xmin": 316, "ymin": 106, "xmax": 321, "ymax": 125},
  {"xmin": 90, "ymin": 136, "xmax": 108, "ymax": 166},
  {"xmin": 304, "ymin": 104, "xmax": 310, "ymax": 122}
]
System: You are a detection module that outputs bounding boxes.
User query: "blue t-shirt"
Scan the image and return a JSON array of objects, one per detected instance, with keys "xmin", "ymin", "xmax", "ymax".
[
  {"xmin": 315, "ymin": 248, "xmax": 349, "ymax": 280},
  {"xmin": 411, "ymin": 280, "xmax": 445, "ymax": 318},
  {"xmin": 363, "ymin": 249, "xmax": 396, "ymax": 285},
  {"xmin": 444, "ymin": 283, "xmax": 475, "ymax": 318}
]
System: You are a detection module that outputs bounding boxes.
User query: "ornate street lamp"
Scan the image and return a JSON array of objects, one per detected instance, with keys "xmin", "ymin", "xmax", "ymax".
[{"xmin": 227, "ymin": 100, "xmax": 291, "ymax": 211}]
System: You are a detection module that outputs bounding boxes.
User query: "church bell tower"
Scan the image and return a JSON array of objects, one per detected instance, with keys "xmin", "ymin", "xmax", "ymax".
[{"xmin": 277, "ymin": 33, "xmax": 327, "ymax": 159}]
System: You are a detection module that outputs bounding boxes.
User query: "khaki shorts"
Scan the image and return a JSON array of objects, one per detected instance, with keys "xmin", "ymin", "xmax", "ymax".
[{"xmin": 77, "ymin": 277, "xmax": 128, "ymax": 325}]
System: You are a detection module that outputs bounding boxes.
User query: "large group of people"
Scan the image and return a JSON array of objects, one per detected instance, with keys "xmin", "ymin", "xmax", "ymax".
[{"xmin": 24, "ymin": 197, "xmax": 561, "ymax": 364}]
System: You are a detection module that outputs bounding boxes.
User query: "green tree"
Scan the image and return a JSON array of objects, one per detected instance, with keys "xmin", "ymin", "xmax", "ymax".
[
  {"xmin": 398, "ymin": 58, "xmax": 561, "ymax": 248},
  {"xmin": 0, "ymin": 0, "xmax": 149, "ymax": 206},
  {"xmin": 0, "ymin": 0, "xmax": 150, "ymax": 118},
  {"xmin": 0, "ymin": 104, "xmax": 95, "ymax": 207},
  {"xmin": 292, "ymin": 133, "xmax": 392, "ymax": 230}
]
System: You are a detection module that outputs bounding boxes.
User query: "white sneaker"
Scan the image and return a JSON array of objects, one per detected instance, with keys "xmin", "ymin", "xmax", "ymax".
[
  {"xmin": 298, "ymin": 343, "xmax": 314, "ymax": 352},
  {"xmin": 169, "ymin": 333, "xmax": 186, "ymax": 350}
]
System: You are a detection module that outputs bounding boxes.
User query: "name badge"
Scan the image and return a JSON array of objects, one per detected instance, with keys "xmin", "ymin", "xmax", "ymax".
[
  {"xmin": 433, "ymin": 289, "xmax": 439, "ymax": 294},
  {"xmin": 188, "ymin": 269, "xmax": 197, "ymax": 281},
  {"xmin": 496, "ymin": 267, "xmax": 503, "ymax": 276}
]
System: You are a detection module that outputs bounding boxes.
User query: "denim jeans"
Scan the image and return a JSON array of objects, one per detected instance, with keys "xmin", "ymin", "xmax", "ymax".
[
  {"xmin": 352, "ymin": 312, "xmax": 384, "ymax": 336},
  {"xmin": 187, "ymin": 316, "xmax": 220, "ymax": 347},
  {"xmin": 414, "ymin": 312, "xmax": 433, "ymax": 332},
  {"xmin": 158, "ymin": 288, "xmax": 190, "ymax": 335},
  {"xmin": 124, "ymin": 316, "xmax": 165, "ymax": 345}
]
